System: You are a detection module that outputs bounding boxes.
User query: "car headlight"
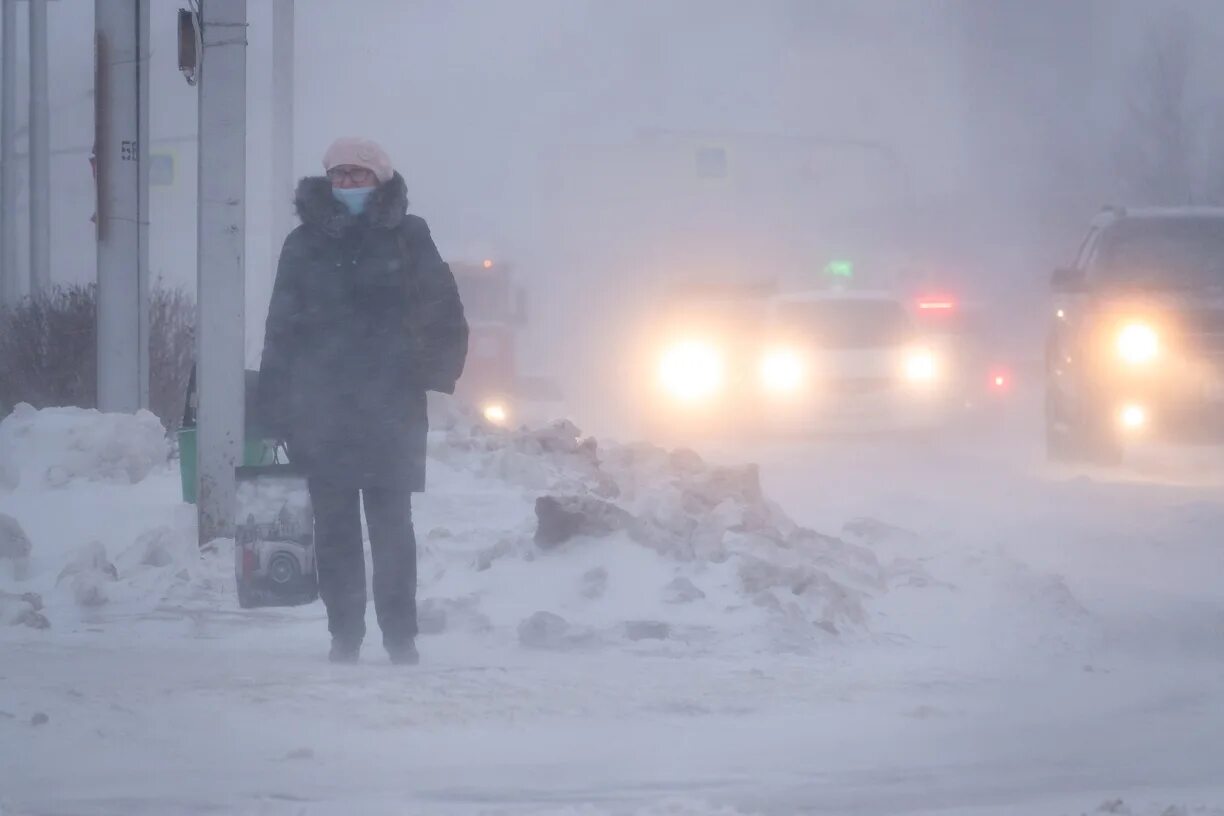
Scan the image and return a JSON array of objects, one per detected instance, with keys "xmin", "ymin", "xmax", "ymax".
[
  {"xmin": 1116, "ymin": 323, "xmax": 1159, "ymax": 364},
  {"xmin": 759, "ymin": 348, "xmax": 805, "ymax": 394},
  {"xmin": 1118, "ymin": 402, "xmax": 1147, "ymax": 430},
  {"xmin": 658, "ymin": 340, "xmax": 725, "ymax": 402},
  {"xmin": 903, "ymin": 348, "xmax": 938, "ymax": 383},
  {"xmin": 482, "ymin": 401, "xmax": 509, "ymax": 426}
]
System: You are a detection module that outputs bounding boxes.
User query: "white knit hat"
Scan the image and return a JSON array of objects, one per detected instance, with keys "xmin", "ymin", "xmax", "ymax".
[{"xmin": 322, "ymin": 137, "xmax": 394, "ymax": 184}]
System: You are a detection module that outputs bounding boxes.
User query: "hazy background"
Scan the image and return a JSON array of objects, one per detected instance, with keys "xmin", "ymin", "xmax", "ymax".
[{"xmin": 5, "ymin": 0, "xmax": 1224, "ymax": 432}]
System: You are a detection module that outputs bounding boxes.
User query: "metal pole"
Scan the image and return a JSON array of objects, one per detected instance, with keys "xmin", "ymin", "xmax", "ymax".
[
  {"xmin": 196, "ymin": 0, "xmax": 247, "ymax": 544},
  {"xmin": 0, "ymin": 0, "xmax": 17, "ymax": 307},
  {"xmin": 271, "ymin": 0, "xmax": 293, "ymax": 253},
  {"xmin": 27, "ymin": 0, "xmax": 48, "ymax": 295},
  {"xmin": 135, "ymin": 0, "xmax": 149, "ymax": 409},
  {"xmin": 95, "ymin": 0, "xmax": 150, "ymax": 412}
]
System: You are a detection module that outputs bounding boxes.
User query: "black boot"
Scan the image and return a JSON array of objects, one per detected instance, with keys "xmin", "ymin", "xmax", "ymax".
[
  {"xmin": 329, "ymin": 639, "xmax": 361, "ymax": 664},
  {"xmin": 386, "ymin": 639, "xmax": 419, "ymax": 666}
]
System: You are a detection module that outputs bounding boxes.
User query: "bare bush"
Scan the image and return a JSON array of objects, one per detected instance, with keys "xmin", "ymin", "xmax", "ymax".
[
  {"xmin": 0, "ymin": 285, "xmax": 97, "ymax": 413},
  {"xmin": 148, "ymin": 286, "xmax": 196, "ymax": 433},
  {"xmin": 0, "ymin": 284, "xmax": 196, "ymax": 433}
]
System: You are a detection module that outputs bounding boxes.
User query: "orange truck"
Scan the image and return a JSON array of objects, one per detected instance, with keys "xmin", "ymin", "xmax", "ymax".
[{"xmin": 450, "ymin": 259, "xmax": 560, "ymax": 426}]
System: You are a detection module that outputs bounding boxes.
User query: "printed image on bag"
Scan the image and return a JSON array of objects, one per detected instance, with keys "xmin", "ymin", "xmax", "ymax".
[{"xmin": 235, "ymin": 465, "xmax": 318, "ymax": 609}]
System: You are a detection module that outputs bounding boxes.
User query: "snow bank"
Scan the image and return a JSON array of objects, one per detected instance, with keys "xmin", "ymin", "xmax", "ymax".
[
  {"xmin": 0, "ymin": 403, "xmax": 169, "ymax": 490},
  {"xmin": 524, "ymin": 799, "xmax": 762, "ymax": 816},
  {"xmin": 0, "ymin": 407, "xmax": 190, "ymax": 627},
  {"xmin": 1093, "ymin": 800, "xmax": 1224, "ymax": 816},
  {"xmin": 0, "ymin": 589, "xmax": 48, "ymax": 629},
  {"xmin": 427, "ymin": 410, "xmax": 898, "ymax": 644},
  {"xmin": 0, "ymin": 513, "xmax": 32, "ymax": 580},
  {"xmin": 0, "ymin": 402, "xmax": 904, "ymax": 649},
  {"xmin": 56, "ymin": 541, "xmax": 120, "ymax": 607}
]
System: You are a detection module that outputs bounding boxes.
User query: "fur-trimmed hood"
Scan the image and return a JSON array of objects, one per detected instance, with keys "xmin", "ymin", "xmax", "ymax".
[{"xmin": 294, "ymin": 172, "xmax": 408, "ymax": 236}]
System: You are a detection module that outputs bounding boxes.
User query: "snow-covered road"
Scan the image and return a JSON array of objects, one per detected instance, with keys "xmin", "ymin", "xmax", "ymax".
[{"xmin": 3, "ymin": 402, "xmax": 1224, "ymax": 815}]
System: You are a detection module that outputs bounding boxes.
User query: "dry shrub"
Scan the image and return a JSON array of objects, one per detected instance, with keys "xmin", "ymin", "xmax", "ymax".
[{"xmin": 0, "ymin": 283, "xmax": 196, "ymax": 432}]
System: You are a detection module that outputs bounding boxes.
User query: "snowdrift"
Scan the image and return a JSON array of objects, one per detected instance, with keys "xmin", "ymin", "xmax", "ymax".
[
  {"xmin": 0, "ymin": 403, "xmax": 169, "ymax": 490},
  {"xmin": 0, "ymin": 402, "xmax": 911, "ymax": 650},
  {"xmin": 423, "ymin": 406, "xmax": 901, "ymax": 647}
]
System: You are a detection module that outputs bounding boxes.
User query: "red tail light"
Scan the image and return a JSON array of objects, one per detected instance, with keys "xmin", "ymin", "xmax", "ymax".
[
  {"xmin": 989, "ymin": 368, "xmax": 1012, "ymax": 391},
  {"xmin": 916, "ymin": 296, "xmax": 956, "ymax": 313}
]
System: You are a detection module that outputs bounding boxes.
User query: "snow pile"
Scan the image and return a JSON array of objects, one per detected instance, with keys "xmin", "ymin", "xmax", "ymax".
[
  {"xmin": 45, "ymin": 527, "xmax": 228, "ymax": 621},
  {"xmin": 0, "ymin": 403, "xmax": 169, "ymax": 490},
  {"xmin": 0, "ymin": 512, "xmax": 32, "ymax": 580},
  {"xmin": 521, "ymin": 799, "xmax": 762, "ymax": 816},
  {"xmin": 151, "ymin": 536, "xmax": 250, "ymax": 611},
  {"xmin": 55, "ymin": 540, "xmax": 120, "ymax": 607},
  {"xmin": 0, "ymin": 431, "xmax": 16, "ymax": 492},
  {"xmin": 428, "ymin": 412, "xmax": 896, "ymax": 642},
  {"xmin": 518, "ymin": 609, "xmax": 597, "ymax": 650},
  {"xmin": 0, "ymin": 589, "xmax": 48, "ymax": 629},
  {"xmin": 90, "ymin": 527, "xmax": 236, "ymax": 613},
  {"xmin": 1093, "ymin": 801, "xmax": 1224, "ymax": 816},
  {"xmin": 0, "ymin": 403, "xmax": 904, "ymax": 649}
]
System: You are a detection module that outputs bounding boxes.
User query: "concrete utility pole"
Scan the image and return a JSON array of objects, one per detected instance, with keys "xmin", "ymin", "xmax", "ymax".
[
  {"xmin": 0, "ymin": 0, "xmax": 17, "ymax": 307},
  {"xmin": 26, "ymin": 0, "xmax": 48, "ymax": 295},
  {"xmin": 95, "ymin": 0, "xmax": 150, "ymax": 412},
  {"xmin": 271, "ymin": 0, "xmax": 293, "ymax": 256},
  {"xmin": 195, "ymin": 0, "xmax": 248, "ymax": 544}
]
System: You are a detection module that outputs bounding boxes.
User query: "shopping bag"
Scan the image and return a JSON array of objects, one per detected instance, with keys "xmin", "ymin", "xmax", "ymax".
[{"xmin": 234, "ymin": 463, "xmax": 318, "ymax": 609}]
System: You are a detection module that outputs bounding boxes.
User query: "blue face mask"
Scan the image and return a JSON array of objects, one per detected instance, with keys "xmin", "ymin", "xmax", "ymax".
[{"xmin": 332, "ymin": 185, "xmax": 376, "ymax": 216}]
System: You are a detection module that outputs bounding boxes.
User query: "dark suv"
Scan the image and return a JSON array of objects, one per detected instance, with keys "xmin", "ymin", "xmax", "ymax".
[{"xmin": 1046, "ymin": 207, "xmax": 1224, "ymax": 463}]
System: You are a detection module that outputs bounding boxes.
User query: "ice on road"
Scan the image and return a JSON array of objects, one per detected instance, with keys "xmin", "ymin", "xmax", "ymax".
[{"xmin": 2, "ymin": 404, "xmax": 1223, "ymax": 815}]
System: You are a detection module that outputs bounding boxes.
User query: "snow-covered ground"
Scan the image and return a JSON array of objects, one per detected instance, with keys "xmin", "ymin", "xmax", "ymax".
[{"xmin": 2, "ymin": 398, "xmax": 1223, "ymax": 815}]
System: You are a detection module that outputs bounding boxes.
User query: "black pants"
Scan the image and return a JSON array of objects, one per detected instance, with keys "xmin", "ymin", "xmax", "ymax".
[{"xmin": 307, "ymin": 479, "xmax": 417, "ymax": 649}]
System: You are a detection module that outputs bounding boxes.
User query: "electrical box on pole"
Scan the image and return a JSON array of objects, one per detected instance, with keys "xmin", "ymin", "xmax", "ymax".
[
  {"xmin": 195, "ymin": 0, "xmax": 247, "ymax": 545},
  {"xmin": 177, "ymin": 8, "xmax": 198, "ymax": 85},
  {"xmin": 95, "ymin": 0, "xmax": 150, "ymax": 413}
]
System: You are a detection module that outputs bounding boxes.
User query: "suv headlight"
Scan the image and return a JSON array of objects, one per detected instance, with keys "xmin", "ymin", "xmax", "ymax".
[{"xmin": 1116, "ymin": 323, "xmax": 1159, "ymax": 365}]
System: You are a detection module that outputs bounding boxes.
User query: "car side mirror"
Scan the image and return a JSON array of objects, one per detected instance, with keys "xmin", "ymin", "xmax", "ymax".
[{"xmin": 1051, "ymin": 267, "xmax": 1087, "ymax": 292}]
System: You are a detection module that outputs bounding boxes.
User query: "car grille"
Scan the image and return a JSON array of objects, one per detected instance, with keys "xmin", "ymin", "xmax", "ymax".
[{"xmin": 827, "ymin": 378, "xmax": 894, "ymax": 395}]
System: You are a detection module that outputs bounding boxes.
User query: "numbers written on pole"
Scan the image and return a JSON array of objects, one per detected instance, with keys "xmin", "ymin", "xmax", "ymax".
[{"xmin": 120, "ymin": 140, "xmax": 138, "ymax": 161}]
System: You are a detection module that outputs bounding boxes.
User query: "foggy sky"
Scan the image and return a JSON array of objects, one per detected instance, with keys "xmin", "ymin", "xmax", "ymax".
[{"xmin": 6, "ymin": 0, "xmax": 1224, "ymax": 427}]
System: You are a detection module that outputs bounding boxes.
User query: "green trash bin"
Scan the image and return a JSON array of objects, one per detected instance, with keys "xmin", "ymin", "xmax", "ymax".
[
  {"xmin": 178, "ymin": 428, "xmax": 275, "ymax": 504},
  {"xmin": 178, "ymin": 366, "xmax": 278, "ymax": 504}
]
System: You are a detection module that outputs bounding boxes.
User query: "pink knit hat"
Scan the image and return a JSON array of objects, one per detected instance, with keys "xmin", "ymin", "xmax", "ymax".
[{"xmin": 322, "ymin": 137, "xmax": 394, "ymax": 184}]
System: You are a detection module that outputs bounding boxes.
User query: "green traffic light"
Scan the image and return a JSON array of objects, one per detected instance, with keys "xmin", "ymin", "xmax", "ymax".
[{"xmin": 824, "ymin": 259, "xmax": 854, "ymax": 278}]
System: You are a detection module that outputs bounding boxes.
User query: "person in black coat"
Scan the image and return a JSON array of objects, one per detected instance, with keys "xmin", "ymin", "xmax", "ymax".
[{"xmin": 259, "ymin": 137, "xmax": 468, "ymax": 665}]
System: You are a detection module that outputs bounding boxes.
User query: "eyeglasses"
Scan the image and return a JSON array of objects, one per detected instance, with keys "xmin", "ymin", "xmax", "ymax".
[{"xmin": 327, "ymin": 166, "xmax": 377, "ymax": 185}]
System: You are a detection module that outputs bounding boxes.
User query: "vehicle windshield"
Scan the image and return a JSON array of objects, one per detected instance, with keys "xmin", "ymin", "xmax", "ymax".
[
  {"xmin": 776, "ymin": 299, "xmax": 913, "ymax": 348},
  {"xmin": 1097, "ymin": 217, "xmax": 1224, "ymax": 288}
]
